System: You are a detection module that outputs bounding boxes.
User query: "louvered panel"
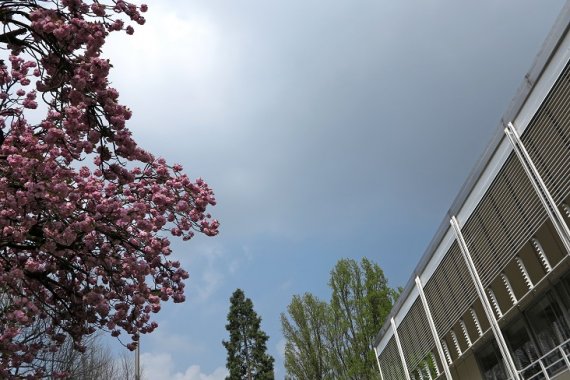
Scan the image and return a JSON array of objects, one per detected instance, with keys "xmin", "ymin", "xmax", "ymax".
[
  {"xmin": 423, "ymin": 269, "xmax": 447, "ymax": 340},
  {"xmin": 448, "ymin": 244, "xmax": 476, "ymax": 310},
  {"xmin": 378, "ymin": 336, "xmax": 406, "ymax": 380},
  {"xmin": 521, "ymin": 60, "xmax": 570, "ymax": 206},
  {"xmin": 424, "ymin": 250, "xmax": 454, "ymax": 336},
  {"xmin": 460, "ymin": 153, "xmax": 547, "ymax": 288},
  {"xmin": 423, "ymin": 242, "xmax": 477, "ymax": 339},
  {"xmin": 399, "ymin": 298, "xmax": 434, "ymax": 373}
]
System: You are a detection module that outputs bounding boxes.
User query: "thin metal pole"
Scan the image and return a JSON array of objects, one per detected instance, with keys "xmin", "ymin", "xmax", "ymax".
[
  {"xmin": 135, "ymin": 341, "xmax": 140, "ymax": 380},
  {"xmin": 391, "ymin": 317, "xmax": 412, "ymax": 380},
  {"xmin": 539, "ymin": 360, "xmax": 551, "ymax": 380},
  {"xmin": 450, "ymin": 216, "xmax": 521, "ymax": 380},
  {"xmin": 373, "ymin": 347, "xmax": 385, "ymax": 380},
  {"xmin": 415, "ymin": 276, "xmax": 453, "ymax": 380},
  {"xmin": 559, "ymin": 346, "xmax": 570, "ymax": 370},
  {"xmin": 505, "ymin": 122, "xmax": 570, "ymax": 254}
]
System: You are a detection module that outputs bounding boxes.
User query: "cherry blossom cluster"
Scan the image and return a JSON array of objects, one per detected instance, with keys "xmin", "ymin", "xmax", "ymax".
[{"xmin": 0, "ymin": 1, "xmax": 218, "ymax": 378}]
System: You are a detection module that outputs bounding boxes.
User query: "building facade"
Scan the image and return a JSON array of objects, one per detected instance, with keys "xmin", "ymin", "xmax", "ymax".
[{"xmin": 374, "ymin": 3, "xmax": 570, "ymax": 380}]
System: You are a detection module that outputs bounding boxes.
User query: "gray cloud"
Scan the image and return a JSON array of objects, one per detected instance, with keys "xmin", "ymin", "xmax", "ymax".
[{"xmin": 102, "ymin": 2, "xmax": 566, "ymax": 374}]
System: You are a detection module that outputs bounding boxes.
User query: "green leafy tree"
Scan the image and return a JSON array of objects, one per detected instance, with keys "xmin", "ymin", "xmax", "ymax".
[
  {"xmin": 223, "ymin": 289, "xmax": 274, "ymax": 380},
  {"xmin": 327, "ymin": 258, "xmax": 396, "ymax": 379},
  {"xmin": 281, "ymin": 294, "xmax": 330, "ymax": 380},
  {"xmin": 281, "ymin": 258, "xmax": 399, "ymax": 380}
]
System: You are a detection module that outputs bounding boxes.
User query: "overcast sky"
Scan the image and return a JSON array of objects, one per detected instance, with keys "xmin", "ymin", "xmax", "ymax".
[{"xmin": 103, "ymin": 1, "xmax": 566, "ymax": 378}]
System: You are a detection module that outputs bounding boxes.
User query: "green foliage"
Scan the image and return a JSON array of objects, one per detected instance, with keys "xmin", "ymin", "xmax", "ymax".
[
  {"xmin": 223, "ymin": 289, "xmax": 274, "ymax": 380},
  {"xmin": 281, "ymin": 258, "xmax": 399, "ymax": 380},
  {"xmin": 281, "ymin": 294, "xmax": 330, "ymax": 380}
]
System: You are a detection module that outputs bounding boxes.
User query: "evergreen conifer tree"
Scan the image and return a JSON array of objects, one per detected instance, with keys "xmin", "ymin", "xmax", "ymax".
[{"xmin": 223, "ymin": 289, "xmax": 274, "ymax": 380}]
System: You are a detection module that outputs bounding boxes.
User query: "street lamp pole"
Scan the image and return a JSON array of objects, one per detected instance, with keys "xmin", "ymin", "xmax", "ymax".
[{"xmin": 135, "ymin": 341, "xmax": 140, "ymax": 380}]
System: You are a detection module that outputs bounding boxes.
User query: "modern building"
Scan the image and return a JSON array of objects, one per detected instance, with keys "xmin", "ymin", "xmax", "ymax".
[{"xmin": 373, "ymin": 3, "xmax": 570, "ymax": 380}]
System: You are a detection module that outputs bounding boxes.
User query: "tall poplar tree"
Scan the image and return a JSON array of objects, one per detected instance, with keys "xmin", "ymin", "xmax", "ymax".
[
  {"xmin": 281, "ymin": 294, "xmax": 330, "ymax": 380},
  {"xmin": 281, "ymin": 258, "xmax": 400, "ymax": 380},
  {"xmin": 223, "ymin": 289, "xmax": 274, "ymax": 380},
  {"xmin": 327, "ymin": 258, "xmax": 395, "ymax": 379}
]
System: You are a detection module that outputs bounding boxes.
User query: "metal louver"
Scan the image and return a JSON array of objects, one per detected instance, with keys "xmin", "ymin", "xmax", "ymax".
[
  {"xmin": 398, "ymin": 298, "xmax": 434, "ymax": 373},
  {"xmin": 378, "ymin": 336, "xmax": 407, "ymax": 380},
  {"xmin": 520, "ymin": 60, "xmax": 570, "ymax": 206},
  {"xmin": 423, "ymin": 242, "xmax": 477, "ymax": 337},
  {"xmin": 461, "ymin": 154, "xmax": 547, "ymax": 288}
]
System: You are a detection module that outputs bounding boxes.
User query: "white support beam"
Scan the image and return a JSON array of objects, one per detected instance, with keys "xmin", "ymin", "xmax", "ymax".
[
  {"xmin": 373, "ymin": 347, "xmax": 385, "ymax": 380},
  {"xmin": 450, "ymin": 216, "xmax": 521, "ymax": 380},
  {"xmin": 391, "ymin": 317, "xmax": 412, "ymax": 380},
  {"xmin": 415, "ymin": 276, "xmax": 454, "ymax": 380},
  {"xmin": 505, "ymin": 122, "xmax": 570, "ymax": 255}
]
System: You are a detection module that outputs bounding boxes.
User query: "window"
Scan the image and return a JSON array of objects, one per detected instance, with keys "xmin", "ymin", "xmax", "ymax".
[
  {"xmin": 476, "ymin": 340, "xmax": 507, "ymax": 380},
  {"xmin": 526, "ymin": 290, "xmax": 570, "ymax": 351},
  {"xmin": 525, "ymin": 290, "xmax": 570, "ymax": 375},
  {"xmin": 475, "ymin": 284, "xmax": 570, "ymax": 379},
  {"xmin": 505, "ymin": 317, "xmax": 540, "ymax": 373}
]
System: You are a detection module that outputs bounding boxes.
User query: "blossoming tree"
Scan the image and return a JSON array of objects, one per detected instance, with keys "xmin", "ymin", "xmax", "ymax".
[{"xmin": 0, "ymin": 1, "xmax": 219, "ymax": 377}]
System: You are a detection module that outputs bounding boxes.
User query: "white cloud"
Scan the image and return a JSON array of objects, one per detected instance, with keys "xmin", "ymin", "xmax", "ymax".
[
  {"xmin": 176, "ymin": 241, "xmax": 257, "ymax": 302},
  {"xmin": 173, "ymin": 366, "xmax": 228, "ymax": 380},
  {"xmin": 141, "ymin": 352, "xmax": 227, "ymax": 380},
  {"xmin": 195, "ymin": 269, "xmax": 224, "ymax": 301},
  {"xmin": 182, "ymin": 242, "xmax": 226, "ymax": 302},
  {"xmin": 104, "ymin": 2, "xmax": 240, "ymax": 128},
  {"xmin": 143, "ymin": 330, "xmax": 205, "ymax": 357},
  {"xmin": 227, "ymin": 245, "xmax": 253, "ymax": 274},
  {"xmin": 106, "ymin": 4, "xmax": 222, "ymax": 80}
]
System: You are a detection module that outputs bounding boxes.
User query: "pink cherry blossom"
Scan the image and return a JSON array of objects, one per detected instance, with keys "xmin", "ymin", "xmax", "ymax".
[{"xmin": 0, "ymin": 1, "xmax": 219, "ymax": 378}]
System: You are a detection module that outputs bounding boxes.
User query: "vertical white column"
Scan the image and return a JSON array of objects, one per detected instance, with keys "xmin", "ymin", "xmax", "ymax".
[
  {"xmin": 505, "ymin": 122, "xmax": 570, "ymax": 254},
  {"xmin": 415, "ymin": 276, "xmax": 453, "ymax": 380},
  {"xmin": 450, "ymin": 216, "xmax": 521, "ymax": 380},
  {"xmin": 373, "ymin": 347, "xmax": 385, "ymax": 380},
  {"xmin": 391, "ymin": 317, "xmax": 412, "ymax": 380}
]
